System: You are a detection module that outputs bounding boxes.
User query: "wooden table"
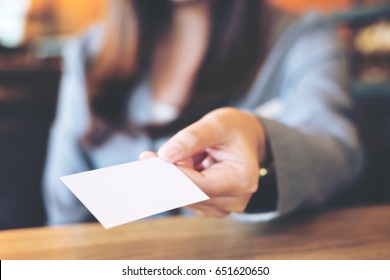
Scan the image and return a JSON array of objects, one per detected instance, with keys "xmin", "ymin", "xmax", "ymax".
[{"xmin": 1, "ymin": 204, "xmax": 389, "ymax": 259}]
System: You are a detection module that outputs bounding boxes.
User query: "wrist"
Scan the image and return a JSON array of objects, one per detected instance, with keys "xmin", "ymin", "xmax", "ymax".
[{"xmin": 242, "ymin": 110, "xmax": 268, "ymax": 164}]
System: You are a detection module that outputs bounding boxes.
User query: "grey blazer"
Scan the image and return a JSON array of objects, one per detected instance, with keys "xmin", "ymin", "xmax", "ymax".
[{"xmin": 43, "ymin": 12, "xmax": 363, "ymax": 225}]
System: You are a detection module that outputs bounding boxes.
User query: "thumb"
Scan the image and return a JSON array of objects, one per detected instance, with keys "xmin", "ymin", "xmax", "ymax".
[{"xmin": 158, "ymin": 115, "xmax": 224, "ymax": 163}]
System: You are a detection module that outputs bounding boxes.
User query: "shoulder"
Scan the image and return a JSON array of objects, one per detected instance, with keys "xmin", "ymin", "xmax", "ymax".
[
  {"xmin": 288, "ymin": 12, "xmax": 341, "ymax": 55},
  {"xmin": 261, "ymin": 5, "xmax": 342, "ymax": 74},
  {"xmin": 277, "ymin": 12, "xmax": 344, "ymax": 75},
  {"xmin": 264, "ymin": 5, "xmax": 336, "ymax": 48}
]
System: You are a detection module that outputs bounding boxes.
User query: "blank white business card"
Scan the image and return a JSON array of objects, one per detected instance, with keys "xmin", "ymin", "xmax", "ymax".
[{"xmin": 60, "ymin": 158, "xmax": 209, "ymax": 229}]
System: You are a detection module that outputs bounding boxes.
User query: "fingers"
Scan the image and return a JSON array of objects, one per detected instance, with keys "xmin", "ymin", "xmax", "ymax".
[
  {"xmin": 178, "ymin": 163, "xmax": 258, "ymax": 198},
  {"xmin": 157, "ymin": 113, "xmax": 226, "ymax": 163},
  {"xmin": 139, "ymin": 150, "xmax": 206, "ymax": 169},
  {"xmin": 157, "ymin": 108, "xmax": 265, "ymax": 164},
  {"xmin": 195, "ymin": 155, "xmax": 215, "ymax": 170},
  {"xmin": 139, "ymin": 108, "xmax": 266, "ymax": 220}
]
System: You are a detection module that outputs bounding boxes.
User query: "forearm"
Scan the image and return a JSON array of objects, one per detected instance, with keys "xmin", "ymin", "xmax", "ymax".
[{"xmin": 245, "ymin": 115, "xmax": 362, "ymax": 217}]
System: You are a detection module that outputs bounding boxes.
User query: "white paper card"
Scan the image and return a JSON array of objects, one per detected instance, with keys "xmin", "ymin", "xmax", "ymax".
[{"xmin": 60, "ymin": 158, "xmax": 209, "ymax": 229}]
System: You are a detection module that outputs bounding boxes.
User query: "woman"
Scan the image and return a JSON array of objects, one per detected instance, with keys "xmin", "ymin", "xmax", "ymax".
[{"xmin": 44, "ymin": 0, "xmax": 362, "ymax": 224}]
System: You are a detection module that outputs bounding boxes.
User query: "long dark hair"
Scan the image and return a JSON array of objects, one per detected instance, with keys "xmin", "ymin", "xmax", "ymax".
[{"xmin": 84, "ymin": 0, "xmax": 266, "ymax": 146}]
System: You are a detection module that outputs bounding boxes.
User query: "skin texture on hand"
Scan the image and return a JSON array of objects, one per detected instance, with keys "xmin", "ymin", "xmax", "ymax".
[{"xmin": 139, "ymin": 107, "xmax": 267, "ymax": 217}]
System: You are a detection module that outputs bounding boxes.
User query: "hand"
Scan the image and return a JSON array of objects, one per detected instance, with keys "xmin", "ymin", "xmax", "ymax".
[{"xmin": 140, "ymin": 107, "xmax": 267, "ymax": 217}]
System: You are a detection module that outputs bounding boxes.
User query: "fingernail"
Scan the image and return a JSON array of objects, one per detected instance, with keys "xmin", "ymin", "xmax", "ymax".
[{"xmin": 158, "ymin": 142, "xmax": 182, "ymax": 162}]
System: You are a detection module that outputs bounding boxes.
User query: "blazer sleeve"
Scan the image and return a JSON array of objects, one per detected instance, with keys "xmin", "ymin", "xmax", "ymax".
[
  {"xmin": 248, "ymin": 21, "xmax": 363, "ymax": 218},
  {"xmin": 43, "ymin": 37, "xmax": 94, "ymax": 225}
]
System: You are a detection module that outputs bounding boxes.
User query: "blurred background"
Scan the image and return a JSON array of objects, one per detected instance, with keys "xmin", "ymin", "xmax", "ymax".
[{"xmin": 0, "ymin": 0, "xmax": 389, "ymax": 230}]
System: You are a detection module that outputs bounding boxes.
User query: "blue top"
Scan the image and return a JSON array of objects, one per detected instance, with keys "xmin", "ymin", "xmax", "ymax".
[{"xmin": 43, "ymin": 12, "xmax": 363, "ymax": 225}]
